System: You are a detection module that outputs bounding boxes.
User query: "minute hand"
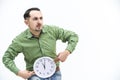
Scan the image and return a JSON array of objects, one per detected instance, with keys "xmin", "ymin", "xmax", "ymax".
[
  {"xmin": 42, "ymin": 58, "xmax": 46, "ymax": 69},
  {"xmin": 42, "ymin": 63, "xmax": 45, "ymax": 70}
]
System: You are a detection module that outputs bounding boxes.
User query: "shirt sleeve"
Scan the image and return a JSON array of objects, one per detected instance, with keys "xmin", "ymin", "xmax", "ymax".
[
  {"xmin": 2, "ymin": 38, "xmax": 23, "ymax": 74},
  {"xmin": 52, "ymin": 26, "xmax": 79, "ymax": 53}
]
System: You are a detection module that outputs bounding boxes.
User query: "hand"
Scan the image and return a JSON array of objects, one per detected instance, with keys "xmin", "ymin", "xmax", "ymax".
[
  {"xmin": 17, "ymin": 70, "xmax": 35, "ymax": 79},
  {"xmin": 57, "ymin": 50, "xmax": 70, "ymax": 62}
]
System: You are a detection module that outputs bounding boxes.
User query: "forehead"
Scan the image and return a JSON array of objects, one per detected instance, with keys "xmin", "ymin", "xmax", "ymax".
[{"xmin": 29, "ymin": 10, "xmax": 42, "ymax": 18}]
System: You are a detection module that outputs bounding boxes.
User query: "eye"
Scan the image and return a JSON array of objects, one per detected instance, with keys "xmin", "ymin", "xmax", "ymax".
[
  {"xmin": 33, "ymin": 17, "xmax": 38, "ymax": 20},
  {"xmin": 40, "ymin": 17, "xmax": 43, "ymax": 20}
]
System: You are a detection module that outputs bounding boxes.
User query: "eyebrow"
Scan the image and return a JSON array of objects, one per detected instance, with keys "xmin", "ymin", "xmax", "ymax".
[{"xmin": 32, "ymin": 16, "xmax": 43, "ymax": 20}]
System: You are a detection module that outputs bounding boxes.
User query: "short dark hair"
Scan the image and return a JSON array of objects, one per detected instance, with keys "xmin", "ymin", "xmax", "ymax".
[{"xmin": 23, "ymin": 7, "xmax": 40, "ymax": 20}]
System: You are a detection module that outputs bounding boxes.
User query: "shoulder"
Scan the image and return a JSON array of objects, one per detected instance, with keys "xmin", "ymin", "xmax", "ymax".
[
  {"xmin": 13, "ymin": 29, "xmax": 29, "ymax": 42},
  {"xmin": 43, "ymin": 24, "xmax": 62, "ymax": 32}
]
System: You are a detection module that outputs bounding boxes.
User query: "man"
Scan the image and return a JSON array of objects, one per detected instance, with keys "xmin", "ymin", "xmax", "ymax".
[{"xmin": 2, "ymin": 7, "xmax": 78, "ymax": 80}]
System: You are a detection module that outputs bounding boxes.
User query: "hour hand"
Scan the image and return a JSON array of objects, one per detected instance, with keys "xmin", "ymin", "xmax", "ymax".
[
  {"xmin": 42, "ymin": 59, "xmax": 46, "ymax": 69},
  {"xmin": 42, "ymin": 63, "xmax": 45, "ymax": 69}
]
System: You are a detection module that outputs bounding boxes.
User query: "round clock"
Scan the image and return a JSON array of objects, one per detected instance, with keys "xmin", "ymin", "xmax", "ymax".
[{"xmin": 33, "ymin": 57, "xmax": 56, "ymax": 78}]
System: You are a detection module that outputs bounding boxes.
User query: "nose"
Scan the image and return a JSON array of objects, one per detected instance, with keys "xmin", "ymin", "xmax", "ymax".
[
  {"xmin": 38, "ymin": 18, "xmax": 43, "ymax": 24},
  {"xmin": 38, "ymin": 19, "xmax": 41, "ymax": 23}
]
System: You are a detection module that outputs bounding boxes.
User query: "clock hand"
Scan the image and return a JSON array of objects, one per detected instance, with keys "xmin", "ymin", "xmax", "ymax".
[
  {"xmin": 42, "ymin": 58, "xmax": 46, "ymax": 70},
  {"xmin": 44, "ymin": 58, "xmax": 46, "ymax": 69},
  {"xmin": 42, "ymin": 63, "xmax": 45, "ymax": 70}
]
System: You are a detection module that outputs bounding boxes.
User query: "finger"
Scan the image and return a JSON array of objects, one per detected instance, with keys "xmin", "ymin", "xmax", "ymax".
[
  {"xmin": 54, "ymin": 57, "xmax": 60, "ymax": 63},
  {"xmin": 29, "ymin": 71, "xmax": 35, "ymax": 76},
  {"xmin": 31, "ymin": 71, "xmax": 35, "ymax": 75},
  {"xmin": 32, "ymin": 71, "xmax": 35, "ymax": 73}
]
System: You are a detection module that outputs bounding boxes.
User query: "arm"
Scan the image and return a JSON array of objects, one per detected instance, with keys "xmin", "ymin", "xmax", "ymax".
[
  {"xmin": 2, "ymin": 39, "xmax": 22, "ymax": 74},
  {"xmin": 57, "ymin": 50, "xmax": 70, "ymax": 62},
  {"xmin": 2, "ymin": 38, "xmax": 35, "ymax": 79},
  {"xmin": 53, "ymin": 26, "xmax": 79, "ymax": 62},
  {"xmin": 17, "ymin": 70, "xmax": 35, "ymax": 79}
]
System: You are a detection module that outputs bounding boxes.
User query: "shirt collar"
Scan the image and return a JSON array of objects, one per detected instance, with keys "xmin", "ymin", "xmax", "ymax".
[{"xmin": 26, "ymin": 26, "xmax": 47, "ymax": 39}]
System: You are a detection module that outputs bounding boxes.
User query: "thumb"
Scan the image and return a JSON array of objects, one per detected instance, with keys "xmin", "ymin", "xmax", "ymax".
[
  {"xmin": 29, "ymin": 71, "xmax": 35, "ymax": 75},
  {"xmin": 54, "ymin": 57, "xmax": 60, "ymax": 63}
]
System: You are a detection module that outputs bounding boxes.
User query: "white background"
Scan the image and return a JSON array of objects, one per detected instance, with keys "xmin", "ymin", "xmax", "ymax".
[{"xmin": 0, "ymin": 0, "xmax": 120, "ymax": 80}]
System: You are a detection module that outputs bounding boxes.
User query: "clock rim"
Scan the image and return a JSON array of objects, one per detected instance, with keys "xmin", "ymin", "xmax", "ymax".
[{"xmin": 33, "ymin": 56, "xmax": 56, "ymax": 78}]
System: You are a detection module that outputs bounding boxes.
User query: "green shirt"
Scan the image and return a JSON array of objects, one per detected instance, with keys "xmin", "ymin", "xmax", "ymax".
[{"xmin": 2, "ymin": 25, "xmax": 78, "ymax": 74}]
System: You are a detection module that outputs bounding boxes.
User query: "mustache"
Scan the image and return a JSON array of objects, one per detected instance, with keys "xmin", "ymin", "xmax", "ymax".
[{"xmin": 36, "ymin": 23, "xmax": 41, "ymax": 27}]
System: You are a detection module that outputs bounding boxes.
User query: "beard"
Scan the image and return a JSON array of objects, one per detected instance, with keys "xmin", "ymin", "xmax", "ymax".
[
  {"xmin": 35, "ymin": 24, "xmax": 42, "ymax": 32},
  {"xmin": 35, "ymin": 28, "xmax": 42, "ymax": 32}
]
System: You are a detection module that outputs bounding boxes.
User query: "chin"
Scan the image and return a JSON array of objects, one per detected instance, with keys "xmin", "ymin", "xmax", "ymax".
[{"xmin": 35, "ymin": 30, "xmax": 41, "ymax": 32}]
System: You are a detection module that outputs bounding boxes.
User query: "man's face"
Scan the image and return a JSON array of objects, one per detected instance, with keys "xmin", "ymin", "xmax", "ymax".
[{"xmin": 25, "ymin": 10, "xmax": 43, "ymax": 33}]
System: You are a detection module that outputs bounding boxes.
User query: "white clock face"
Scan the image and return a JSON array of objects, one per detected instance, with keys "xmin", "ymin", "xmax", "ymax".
[{"xmin": 33, "ymin": 57, "xmax": 56, "ymax": 78}]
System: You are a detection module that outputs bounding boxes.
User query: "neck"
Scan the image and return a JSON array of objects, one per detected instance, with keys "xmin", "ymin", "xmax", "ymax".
[
  {"xmin": 31, "ymin": 30, "xmax": 41, "ymax": 38},
  {"xmin": 33, "ymin": 33, "xmax": 40, "ymax": 38}
]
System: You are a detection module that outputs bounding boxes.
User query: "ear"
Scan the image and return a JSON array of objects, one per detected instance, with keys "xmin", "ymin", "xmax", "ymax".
[{"xmin": 24, "ymin": 20, "xmax": 29, "ymax": 25}]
